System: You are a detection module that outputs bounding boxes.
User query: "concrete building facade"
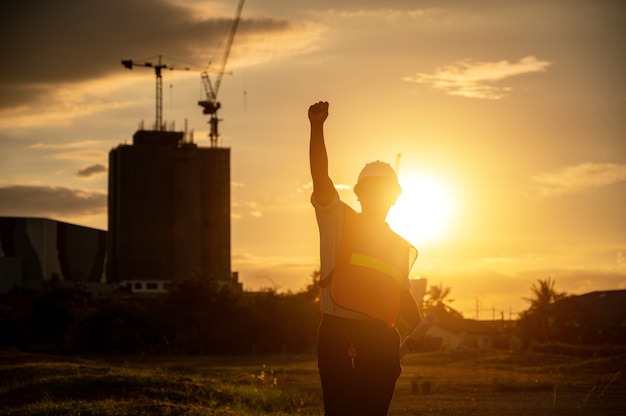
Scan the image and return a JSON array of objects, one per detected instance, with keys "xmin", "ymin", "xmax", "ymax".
[
  {"xmin": 0, "ymin": 217, "xmax": 106, "ymax": 292},
  {"xmin": 107, "ymin": 129, "xmax": 240, "ymax": 293}
]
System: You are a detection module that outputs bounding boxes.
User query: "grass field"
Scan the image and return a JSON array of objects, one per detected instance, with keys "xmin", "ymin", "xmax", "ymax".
[{"xmin": 1, "ymin": 349, "xmax": 624, "ymax": 415}]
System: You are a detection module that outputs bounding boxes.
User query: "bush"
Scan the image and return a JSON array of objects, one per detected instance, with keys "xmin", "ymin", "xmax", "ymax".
[{"xmin": 8, "ymin": 278, "xmax": 321, "ymax": 355}]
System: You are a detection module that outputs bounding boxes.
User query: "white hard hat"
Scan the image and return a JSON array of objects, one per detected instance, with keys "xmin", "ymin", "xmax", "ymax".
[
  {"xmin": 357, "ymin": 161, "xmax": 399, "ymax": 184},
  {"xmin": 354, "ymin": 160, "xmax": 401, "ymax": 199}
]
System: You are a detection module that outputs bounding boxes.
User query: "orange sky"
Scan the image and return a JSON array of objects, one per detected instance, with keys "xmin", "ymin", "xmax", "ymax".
[{"xmin": 1, "ymin": 0, "xmax": 625, "ymax": 317}]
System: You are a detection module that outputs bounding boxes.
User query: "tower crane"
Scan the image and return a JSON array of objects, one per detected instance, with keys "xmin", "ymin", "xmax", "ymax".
[
  {"xmin": 121, "ymin": 55, "xmax": 190, "ymax": 131},
  {"xmin": 198, "ymin": 0, "xmax": 245, "ymax": 147}
]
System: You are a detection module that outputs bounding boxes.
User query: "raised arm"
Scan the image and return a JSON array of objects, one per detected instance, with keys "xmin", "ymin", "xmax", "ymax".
[{"xmin": 308, "ymin": 101, "xmax": 335, "ymax": 206}]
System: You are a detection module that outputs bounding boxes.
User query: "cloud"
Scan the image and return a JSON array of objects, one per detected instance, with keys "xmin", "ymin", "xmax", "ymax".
[
  {"xmin": 28, "ymin": 141, "xmax": 106, "ymax": 161},
  {"xmin": 0, "ymin": 91, "xmax": 133, "ymax": 128},
  {"xmin": 0, "ymin": 0, "xmax": 301, "ymax": 110},
  {"xmin": 231, "ymin": 200, "xmax": 264, "ymax": 219},
  {"xmin": 77, "ymin": 164, "xmax": 108, "ymax": 178},
  {"xmin": 313, "ymin": 8, "xmax": 427, "ymax": 20},
  {"xmin": 231, "ymin": 251, "xmax": 318, "ymax": 293},
  {"xmin": 441, "ymin": 265, "xmax": 626, "ymax": 317},
  {"xmin": 0, "ymin": 184, "xmax": 106, "ymax": 218},
  {"xmin": 28, "ymin": 141, "xmax": 101, "ymax": 150},
  {"xmin": 530, "ymin": 163, "xmax": 626, "ymax": 197},
  {"xmin": 516, "ymin": 268, "xmax": 626, "ymax": 297},
  {"xmin": 23, "ymin": 140, "xmax": 108, "ymax": 163},
  {"xmin": 403, "ymin": 56, "xmax": 551, "ymax": 99}
]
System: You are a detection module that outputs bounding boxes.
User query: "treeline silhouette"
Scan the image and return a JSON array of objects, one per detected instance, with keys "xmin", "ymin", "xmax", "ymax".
[
  {"xmin": 2, "ymin": 276, "xmax": 623, "ymax": 355},
  {"xmin": 0, "ymin": 276, "xmax": 321, "ymax": 355}
]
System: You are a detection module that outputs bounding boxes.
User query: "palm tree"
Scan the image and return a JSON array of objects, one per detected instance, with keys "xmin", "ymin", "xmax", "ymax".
[
  {"xmin": 424, "ymin": 282, "xmax": 463, "ymax": 318},
  {"xmin": 518, "ymin": 277, "xmax": 568, "ymax": 345},
  {"xmin": 525, "ymin": 277, "xmax": 567, "ymax": 310}
]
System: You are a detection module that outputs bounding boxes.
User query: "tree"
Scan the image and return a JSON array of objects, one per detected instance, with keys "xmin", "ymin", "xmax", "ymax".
[
  {"xmin": 423, "ymin": 282, "xmax": 463, "ymax": 318},
  {"xmin": 525, "ymin": 277, "xmax": 567, "ymax": 309},
  {"xmin": 517, "ymin": 277, "xmax": 570, "ymax": 346},
  {"xmin": 163, "ymin": 277, "xmax": 239, "ymax": 354},
  {"xmin": 305, "ymin": 269, "xmax": 321, "ymax": 302}
]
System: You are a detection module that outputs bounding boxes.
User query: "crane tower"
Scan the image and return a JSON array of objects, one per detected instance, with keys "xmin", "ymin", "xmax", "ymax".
[
  {"xmin": 198, "ymin": 0, "xmax": 245, "ymax": 147},
  {"xmin": 121, "ymin": 55, "xmax": 190, "ymax": 131}
]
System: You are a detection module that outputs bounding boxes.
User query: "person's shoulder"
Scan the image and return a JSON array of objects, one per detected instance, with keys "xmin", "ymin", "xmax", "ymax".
[{"xmin": 311, "ymin": 189, "xmax": 342, "ymax": 210}]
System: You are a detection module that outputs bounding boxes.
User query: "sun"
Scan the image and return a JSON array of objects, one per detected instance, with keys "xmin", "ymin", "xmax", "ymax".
[{"xmin": 387, "ymin": 173, "xmax": 456, "ymax": 245}]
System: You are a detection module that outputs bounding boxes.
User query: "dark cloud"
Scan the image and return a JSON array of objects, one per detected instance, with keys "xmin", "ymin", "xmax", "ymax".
[
  {"xmin": 0, "ymin": 0, "xmax": 291, "ymax": 109},
  {"xmin": 0, "ymin": 184, "xmax": 106, "ymax": 218},
  {"xmin": 77, "ymin": 164, "xmax": 107, "ymax": 178}
]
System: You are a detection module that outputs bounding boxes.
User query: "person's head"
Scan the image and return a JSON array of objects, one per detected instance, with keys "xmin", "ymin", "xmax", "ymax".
[{"xmin": 353, "ymin": 161, "xmax": 401, "ymax": 220}]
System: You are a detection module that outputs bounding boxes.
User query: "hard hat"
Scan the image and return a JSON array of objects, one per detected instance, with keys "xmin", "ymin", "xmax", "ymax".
[
  {"xmin": 357, "ymin": 161, "xmax": 399, "ymax": 184},
  {"xmin": 354, "ymin": 161, "xmax": 401, "ymax": 199}
]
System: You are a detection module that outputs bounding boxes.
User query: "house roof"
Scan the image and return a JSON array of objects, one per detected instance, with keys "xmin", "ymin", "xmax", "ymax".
[{"xmin": 571, "ymin": 289, "xmax": 626, "ymax": 328}]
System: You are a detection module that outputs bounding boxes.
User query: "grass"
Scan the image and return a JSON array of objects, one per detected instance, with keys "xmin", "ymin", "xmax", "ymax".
[
  {"xmin": 0, "ymin": 352, "xmax": 321, "ymax": 415},
  {"xmin": 1, "ymin": 349, "xmax": 624, "ymax": 415}
]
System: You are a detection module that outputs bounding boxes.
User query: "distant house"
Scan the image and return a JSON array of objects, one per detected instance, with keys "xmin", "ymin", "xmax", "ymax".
[
  {"xmin": 563, "ymin": 289, "xmax": 626, "ymax": 344},
  {"xmin": 427, "ymin": 317, "xmax": 499, "ymax": 350}
]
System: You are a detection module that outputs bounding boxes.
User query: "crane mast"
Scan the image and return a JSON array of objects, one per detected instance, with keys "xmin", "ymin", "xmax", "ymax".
[
  {"xmin": 198, "ymin": 0, "xmax": 245, "ymax": 147},
  {"xmin": 121, "ymin": 55, "xmax": 189, "ymax": 131}
]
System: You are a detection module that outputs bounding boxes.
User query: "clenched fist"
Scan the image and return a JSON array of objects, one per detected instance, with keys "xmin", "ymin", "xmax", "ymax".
[{"xmin": 308, "ymin": 101, "xmax": 329, "ymax": 125}]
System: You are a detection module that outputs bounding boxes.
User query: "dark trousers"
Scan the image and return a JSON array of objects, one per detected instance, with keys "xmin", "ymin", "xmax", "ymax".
[{"xmin": 317, "ymin": 314, "xmax": 401, "ymax": 416}]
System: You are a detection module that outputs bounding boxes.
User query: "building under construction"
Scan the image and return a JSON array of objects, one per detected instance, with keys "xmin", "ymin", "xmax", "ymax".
[
  {"xmin": 110, "ymin": 1, "xmax": 245, "ymax": 294},
  {"xmin": 107, "ymin": 129, "xmax": 241, "ymax": 294}
]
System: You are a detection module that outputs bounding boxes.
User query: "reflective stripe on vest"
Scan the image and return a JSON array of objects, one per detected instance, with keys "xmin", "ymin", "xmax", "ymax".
[
  {"xmin": 330, "ymin": 205, "xmax": 417, "ymax": 327},
  {"xmin": 349, "ymin": 253, "xmax": 404, "ymax": 286}
]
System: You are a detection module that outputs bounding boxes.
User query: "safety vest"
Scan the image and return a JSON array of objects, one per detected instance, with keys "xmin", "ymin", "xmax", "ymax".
[{"xmin": 329, "ymin": 206, "xmax": 417, "ymax": 327}]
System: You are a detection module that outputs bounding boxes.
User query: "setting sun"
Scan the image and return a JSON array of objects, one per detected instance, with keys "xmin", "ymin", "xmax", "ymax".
[{"xmin": 387, "ymin": 173, "xmax": 457, "ymax": 245}]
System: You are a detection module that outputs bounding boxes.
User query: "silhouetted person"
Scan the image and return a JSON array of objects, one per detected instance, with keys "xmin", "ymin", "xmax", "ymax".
[{"xmin": 309, "ymin": 101, "xmax": 423, "ymax": 415}]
